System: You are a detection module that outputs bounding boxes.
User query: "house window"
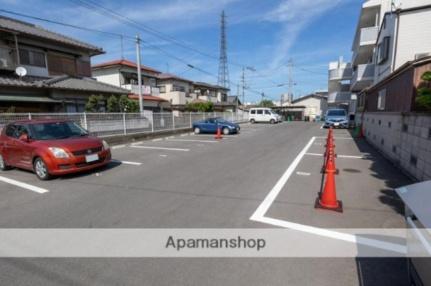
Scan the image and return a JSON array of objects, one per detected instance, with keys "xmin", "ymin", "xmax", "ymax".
[
  {"xmin": 377, "ymin": 37, "xmax": 390, "ymax": 64},
  {"xmin": 377, "ymin": 89, "xmax": 386, "ymax": 110},
  {"xmin": 19, "ymin": 48, "xmax": 46, "ymax": 67},
  {"xmin": 158, "ymin": 86, "xmax": 166, "ymax": 93},
  {"xmin": 172, "ymin": 85, "xmax": 186, "ymax": 92}
]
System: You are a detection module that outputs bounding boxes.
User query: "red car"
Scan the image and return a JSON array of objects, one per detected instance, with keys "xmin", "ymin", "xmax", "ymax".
[{"xmin": 0, "ymin": 120, "xmax": 111, "ymax": 180}]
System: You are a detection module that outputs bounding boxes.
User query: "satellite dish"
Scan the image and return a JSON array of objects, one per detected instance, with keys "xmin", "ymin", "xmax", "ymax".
[{"xmin": 15, "ymin": 66, "xmax": 27, "ymax": 77}]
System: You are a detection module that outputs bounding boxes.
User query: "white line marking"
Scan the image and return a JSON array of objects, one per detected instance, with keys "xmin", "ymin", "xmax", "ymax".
[
  {"xmin": 112, "ymin": 160, "xmax": 142, "ymax": 166},
  {"xmin": 112, "ymin": 145, "xmax": 126, "ymax": 150},
  {"xmin": 131, "ymin": 141, "xmax": 144, "ymax": 146},
  {"xmin": 152, "ymin": 138, "xmax": 163, "ymax": 142},
  {"xmin": 167, "ymin": 139, "xmax": 218, "ymax": 143},
  {"xmin": 131, "ymin": 146, "xmax": 190, "ymax": 152},
  {"xmin": 0, "ymin": 176, "xmax": 49, "ymax": 194},
  {"xmin": 159, "ymin": 154, "xmax": 168, "ymax": 157},
  {"xmin": 305, "ymin": 152, "xmax": 323, "ymax": 157},
  {"xmin": 180, "ymin": 133, "xmax": 188, "ymax": 137},
  {"xmin": 250, "ymin": 137, "xmax": 316, "ymax": 220},
  {"xmin": 305, "ymin": 153, "xmax": 364, "ymax": 159},
  {"xmin": 253, "ymin": 216, "xmax": 406, "ymax": 254},
  {"xmin": 338, "ymin": 155, "xmax": 364, "ymax": 159},
  {"xmin": 296, "ymin": 171, "xmax": 311, "ymax": 176},
  {"xmin": 320, "ymin": 124, "xmax": 324, "ymax": 129},
  {"xmin": 316, "ymin": 136, "xmax": 353, "ymax": 140}
]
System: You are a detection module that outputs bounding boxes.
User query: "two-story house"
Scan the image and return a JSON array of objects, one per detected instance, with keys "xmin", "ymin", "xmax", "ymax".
[
  {"xmin": 0, "ymin": 16, "xmax": 128, "ymax": 113},
  {"xmin": 92, "ymin": 59, "xmax": 170, "ymax": 111}
]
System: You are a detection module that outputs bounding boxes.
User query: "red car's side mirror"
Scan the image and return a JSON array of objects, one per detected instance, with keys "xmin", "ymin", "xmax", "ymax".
[{"xmin": 19, "ymin": 133, "xmax": 29, "ymax": 142}]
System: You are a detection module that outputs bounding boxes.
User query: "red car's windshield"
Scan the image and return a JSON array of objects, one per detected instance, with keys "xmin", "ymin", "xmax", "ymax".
[{"xmin": 29, "ymin": 122, "xmax": 88, "ymax": 140}]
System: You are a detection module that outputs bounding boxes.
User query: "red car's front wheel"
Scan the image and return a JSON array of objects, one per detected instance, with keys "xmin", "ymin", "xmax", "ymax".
[{"xmin": 33, "ymin": 158, "xmax": 52, "ymax": 180}]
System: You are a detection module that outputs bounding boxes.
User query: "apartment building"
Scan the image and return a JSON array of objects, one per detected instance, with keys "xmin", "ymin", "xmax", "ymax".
[
  {"xmin": 0, "ymin": 16, "xmax": 128, "ymax": 112},
  {"xmin": 328, "ymin": 0, "xmax": 431, "ymax": 115}
]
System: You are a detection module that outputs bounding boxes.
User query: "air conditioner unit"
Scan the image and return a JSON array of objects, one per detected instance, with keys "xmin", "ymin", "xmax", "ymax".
[{"xmin": 414, "ymin": 53, "xmax": 431, "ymax": 60}]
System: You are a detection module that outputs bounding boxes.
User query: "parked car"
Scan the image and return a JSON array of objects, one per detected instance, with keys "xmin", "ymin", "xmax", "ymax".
[
  {"xmin": 0, "ymin": 120, "xmax": 111, "ymax": 180},
  {"xmin": 249, "ymin": 108, "xmax": 282, "ymax": 124},
  {"xmin": 193, "ymin": 117, "xmax": 240, "ymax": 135},
  {"xmin": 323, "ymin": 109, "xmax": 349, "ymax": 129}
]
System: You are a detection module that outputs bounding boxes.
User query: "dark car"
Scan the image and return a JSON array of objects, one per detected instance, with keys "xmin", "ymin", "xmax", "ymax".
[
  {"xmin": 192, "ymin": 117, "xmax": 240, "ymax": 135},
  {"xmin": 0, "ymin": 120, "xmax": 111, "ymax": 180}
]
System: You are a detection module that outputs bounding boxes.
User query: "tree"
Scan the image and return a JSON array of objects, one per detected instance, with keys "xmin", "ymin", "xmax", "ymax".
[
  {"xmin": 107, "ymin": 95, "xmax": 120, "ymax": 112},
  {"xmin": 85, "ymin": 95, "xmax": 103, "ymax": 112},
  {"xmin": 119, "ymin": 95, "xmax": 140, "ymax": 113},
  {"xmin": 186, "ymin": 101, "xmax": 214, "ymax": 112},
  {"xmin": 258, "ymin": 99, "xmax": 275, "ymax": 108},
  {"xmin": 416, "ymin": 71, "xmax": 431, "ymax": 111}
]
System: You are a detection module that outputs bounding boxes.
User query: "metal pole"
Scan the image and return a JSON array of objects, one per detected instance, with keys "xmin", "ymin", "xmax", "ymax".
[
  {"xmin": 172, "ymin": 112, "xmax": 175, "ymax": 130},
  {"xmin": 123, "ymin": 113, "xmax": 127, "ymax": 135},
  {"xmin": 241, "ymin": 67, "xmax": 245, "ymax": 107},
  {"xmin": 136, "ymin": 35, "xmax": 144, "ymax": 114}
]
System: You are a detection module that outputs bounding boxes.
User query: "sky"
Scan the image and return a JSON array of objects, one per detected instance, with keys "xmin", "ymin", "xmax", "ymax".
[{"xmin": 0, "ymin": 0, "xmax": 362, "ymax": 103}]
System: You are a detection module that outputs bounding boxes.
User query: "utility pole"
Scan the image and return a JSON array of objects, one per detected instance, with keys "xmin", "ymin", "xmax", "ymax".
[
  {"xmin": 236, "ymin": 83, "xmax": 240, "ymax": 111},
  {"xmin": 287, "ymin": 58, "xmax": 294, "ymax": 103},
  {"xmin": 135, "ymin": 35, "xmax": 143, "ymax": 114},
  {"xmin": 241, "ymin": 67, "xmax": 245, "ymax": 107}
]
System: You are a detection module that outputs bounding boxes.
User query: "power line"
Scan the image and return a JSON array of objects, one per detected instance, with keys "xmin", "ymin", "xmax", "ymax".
[
  {"xmin": 69, "ymin": 0, "xmax": 279, "ymax": 88},
  {"xmin": 0, "ymin": 9, "xmax": 135, "ymax": 41},
  {"xmin": 0, "ymin": 7, "xmax": 264, "ymax": 96}
]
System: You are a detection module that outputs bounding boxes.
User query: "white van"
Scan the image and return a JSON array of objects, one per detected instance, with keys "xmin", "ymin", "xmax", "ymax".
[{"xmin": 249, "ymin": 108, "xmax": 282, "ymax": 124}]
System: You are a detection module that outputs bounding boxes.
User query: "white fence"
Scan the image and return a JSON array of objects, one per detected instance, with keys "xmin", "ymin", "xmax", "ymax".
[{"xmin": 0, "ymin": 112, "xmax": 249, "ymax": 138}]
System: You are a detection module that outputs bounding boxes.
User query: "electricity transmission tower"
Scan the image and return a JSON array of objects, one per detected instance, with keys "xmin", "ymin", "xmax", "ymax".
[{"xmin": 217, "ymin": 10, "xmax": 230, "ymax": 90}]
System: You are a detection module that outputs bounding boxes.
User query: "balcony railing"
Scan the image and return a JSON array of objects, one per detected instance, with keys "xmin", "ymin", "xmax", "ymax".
[
  {"xmin": 359, "ymin": 26, "xmax": 378, "ymax": 45},
  {"xmin": 351, "ymin": 63, "xmax": 375, "ymax": 90},
  {"xmin": 328, "ymin": 66, "xmax": 353, "ymax": 81},
  {"xmin": 123, "ymin": 84, "xmax": 160, "ymax": 95},
  {"xmin": 327, "ymin": 92, "xmax": 352, "ymax": 103}
]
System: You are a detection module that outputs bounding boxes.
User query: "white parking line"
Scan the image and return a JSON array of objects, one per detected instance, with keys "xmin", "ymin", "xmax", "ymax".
[
  {"xmin": 296, "ymin": 171, "xmax": 311, "ymax": 176},
  {"xmin": 167, "ymin": 139, "xmax": 219, "ymax": 143},
  {"xmin": 112, "ymin": 160, "xmax": 142, "ymax": 166},
  {"xmin": 305, "ymin": 153, "xmax": 364, "ymax": 159},
  {"xmin": 248, "ymin": 136, "xmax": 406, "ymax": 254},
  {"xmin": 250, "ymin": 137, "xmax": 316, "ymax": 220},
  {"xmin": 112, "ymin": 144, "xmax": 126, "ymax": 150},
  {"xmin": 0, "ymin": 176, "xmax": 49, "ymax": 194},
  {"xmin": 316, "ymin": 136, "xmax": 354, "ymax": 140},
  {"xmin": 131, "ymin": 146, "xmax": 190, "ymax": 152},
  {"xmin": 152, "ymin": 138, "xmax": 163, "ymax": 142},
  {"xmin": 131, "ymin": 141, "xmax": 145, "ymax": 146}
]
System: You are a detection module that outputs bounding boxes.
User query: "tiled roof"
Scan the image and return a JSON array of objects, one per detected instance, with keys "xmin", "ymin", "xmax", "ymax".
[
  {"xmin": 193, "ymin": 81, "xmax": 229, "ymax": 90},
  {"xmin": 92, "ymin": 59, "xmax": 161, "ymax": 74},
  {"xmin": 157, "ymin": 73, "xmax": 193, "ymax": 83},
  {"xmin": 0, "ymin": 16, "xmax": 103, "ymax": 54},
  {"xmin": 128, "ymin": 94, "xmax": 168, "ymax": 102},
  {"xmin": 0, "ymin": 75, "xmax": 128, "ymax": 94}
]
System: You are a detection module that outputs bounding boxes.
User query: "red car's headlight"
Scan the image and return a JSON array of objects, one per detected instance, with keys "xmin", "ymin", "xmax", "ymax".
[{"xmin": 48, "ymin": 147, "xmax": 70, "ymax": 159}]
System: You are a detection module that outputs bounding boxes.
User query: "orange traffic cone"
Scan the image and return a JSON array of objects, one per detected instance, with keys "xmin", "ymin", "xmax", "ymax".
[
  {"xmin": 215, "ymin": 127, "xmax": 223, "ymax": 140},
  {"xmin": 315, "ymin": 155, "xmax": 343, "ymax": 212}
]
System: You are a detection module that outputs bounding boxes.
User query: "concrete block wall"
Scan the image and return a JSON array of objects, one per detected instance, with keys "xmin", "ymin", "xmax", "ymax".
[{"xmin": 362, "ymin": 112, "xmax": 431, "ymax": 181}]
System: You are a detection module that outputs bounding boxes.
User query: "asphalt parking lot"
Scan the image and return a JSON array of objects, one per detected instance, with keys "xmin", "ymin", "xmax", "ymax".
[{"xmin": 0, "ymin": 122, "xmax": 412, "ymax": 285}]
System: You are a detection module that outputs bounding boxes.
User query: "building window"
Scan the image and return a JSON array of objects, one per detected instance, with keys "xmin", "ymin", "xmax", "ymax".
[
  {"xmin": 377, "ymin": 89, "xmax": 386, "ymax": 110},
  {"xmin": 377, "ymin": 36, "xmax": 390, "ymax": 64},
  {"xmin": 19, "ymin": 48, "xmax": 46, "ymax": 67},
  {"xmin": 158, "ymin": 86, "xmax": 166, "ymax": 93},
  {"xmin": 172, "ymin": 85, "xmax": 186, "ymax": 92}
]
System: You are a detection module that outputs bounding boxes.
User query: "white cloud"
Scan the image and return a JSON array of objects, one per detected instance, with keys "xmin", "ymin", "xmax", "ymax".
[{"xmin": 263, "ymin": 0, "xmax": 346, "ymax": 69}]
